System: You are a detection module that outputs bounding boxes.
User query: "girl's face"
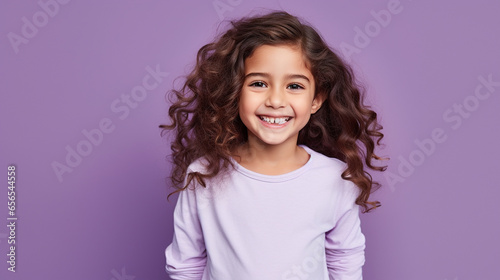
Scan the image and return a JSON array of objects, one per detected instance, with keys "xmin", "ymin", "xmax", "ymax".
[{"xmin": 239, "ymin": 44, "xmax": 324, "ymax": 148}]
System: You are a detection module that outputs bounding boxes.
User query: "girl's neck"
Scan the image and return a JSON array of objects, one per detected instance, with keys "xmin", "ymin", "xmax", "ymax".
[{"xmin": 233, "ymin": 140, "xmax": 310, "ymax": 176}]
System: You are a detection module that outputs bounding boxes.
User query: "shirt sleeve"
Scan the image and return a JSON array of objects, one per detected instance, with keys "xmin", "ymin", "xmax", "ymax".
[
  {"xmin": 325, "ymin": 181, "xmax": 366, "ymax": 280},
  {"xmin": 165, "ymin": 184, "xmax": 207, "ymax": 279}
]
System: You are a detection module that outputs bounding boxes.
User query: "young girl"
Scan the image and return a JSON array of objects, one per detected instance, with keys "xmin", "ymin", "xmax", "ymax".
[{"xmin": 160, "ymin": 10, "xmax": 386, "ymax": 280}]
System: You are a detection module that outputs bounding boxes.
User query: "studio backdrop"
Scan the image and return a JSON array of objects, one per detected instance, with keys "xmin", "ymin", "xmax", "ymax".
[{"xmin": 1, "ymin": 0, "xmax": 499, "ymax": 279}]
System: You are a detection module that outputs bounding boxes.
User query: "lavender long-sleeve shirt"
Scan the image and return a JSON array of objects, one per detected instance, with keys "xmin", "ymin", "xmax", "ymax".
[{"xmin": 165, "ymin": 146, "xmax": 365, "ymax": 280}]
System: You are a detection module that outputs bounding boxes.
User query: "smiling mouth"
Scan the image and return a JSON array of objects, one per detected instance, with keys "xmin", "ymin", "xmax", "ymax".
[{"xmin": 258, "ymin": 116, "xmax": 291, "ymax": 125}]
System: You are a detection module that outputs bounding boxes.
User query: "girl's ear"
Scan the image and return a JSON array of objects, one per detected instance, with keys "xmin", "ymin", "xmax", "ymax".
[{"xmin": 311, "ymin": 92, "xmax": 326, "ymax": 114}]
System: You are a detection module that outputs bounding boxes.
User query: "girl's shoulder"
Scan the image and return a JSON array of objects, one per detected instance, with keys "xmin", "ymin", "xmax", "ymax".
[
  {"xmin": 301, "ymin": 145, "xmax": 347, "ymax": 173},
  {"xmin": 186, "ymin": 156, "xmax": 233, "ymax": 178},
  {"xmin": 186, "ymin": 156, "xmax": 211, "ymax": 174},
  {"xmin": 302, "ymin": 145, "xmax": 359, "ymax": 196}
]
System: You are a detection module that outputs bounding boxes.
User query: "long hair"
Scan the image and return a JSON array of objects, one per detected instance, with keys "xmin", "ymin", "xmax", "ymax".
[{"xmin": 159, "ymin": 11, "xmax": 387, "ymax": 213}]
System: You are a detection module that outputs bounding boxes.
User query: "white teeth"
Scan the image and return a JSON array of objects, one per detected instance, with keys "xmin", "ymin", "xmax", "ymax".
[{"xmin": 259, "ymin": 116, "xmax": 290, "ymax": 124}]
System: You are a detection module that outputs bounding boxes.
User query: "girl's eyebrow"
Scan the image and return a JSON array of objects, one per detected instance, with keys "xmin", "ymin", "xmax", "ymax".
[{"xmin": 244, "ymin": 72, "xmax": 310, "ymax": 82}]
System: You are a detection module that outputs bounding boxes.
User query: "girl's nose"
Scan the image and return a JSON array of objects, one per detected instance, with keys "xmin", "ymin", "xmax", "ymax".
[{"xmin": 265, "ymin": 87, "xmax": 286, "ymax": 108}]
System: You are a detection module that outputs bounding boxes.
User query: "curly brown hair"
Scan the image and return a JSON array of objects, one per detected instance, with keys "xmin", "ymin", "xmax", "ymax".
[{"xmin": 159, "ymin": 10, "xmax": 387, "ymax": 213}]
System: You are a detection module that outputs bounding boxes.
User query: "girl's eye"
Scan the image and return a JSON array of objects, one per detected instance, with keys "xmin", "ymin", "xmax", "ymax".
[
  {"xmin": 249, "ymin": 81, "xmax": 266, "ymax": 88},
  {"xmin": 287, "ymin": 83, "xmax": 304, "ymax": 90}
]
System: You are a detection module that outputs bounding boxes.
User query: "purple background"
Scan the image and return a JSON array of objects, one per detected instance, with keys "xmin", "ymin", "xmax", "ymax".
[{"xmin": 1, "ymin": 0, "xmax": 499, "ymax": 279}]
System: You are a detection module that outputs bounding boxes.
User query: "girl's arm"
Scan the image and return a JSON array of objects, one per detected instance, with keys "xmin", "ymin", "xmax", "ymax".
[
  {"xmin": 325, "ymin": 182, "xmax": 366, "ymax": 280},
  {"xmin": 165, "ymin": 186, "xmax": 207, "ymax": 279}
]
